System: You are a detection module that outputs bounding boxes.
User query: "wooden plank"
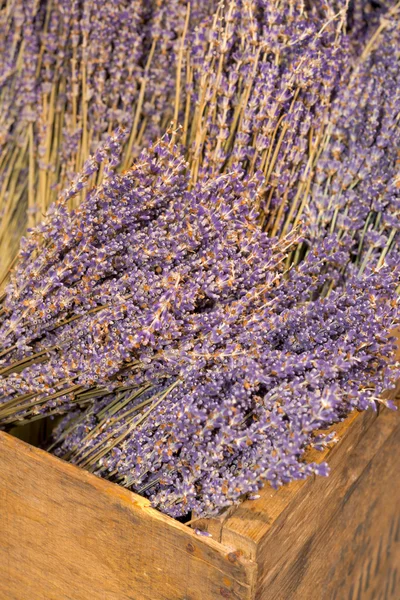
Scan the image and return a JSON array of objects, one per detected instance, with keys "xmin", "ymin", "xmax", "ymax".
[{"xmin": 0, "ymin": 432, "xmax": 257, "ymax": 600}]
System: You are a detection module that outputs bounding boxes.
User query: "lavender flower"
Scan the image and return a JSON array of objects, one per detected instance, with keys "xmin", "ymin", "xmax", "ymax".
[
  {"xmin": 48, "ymin": 241, "xmax": 399, "ymax": 517},
  {"xmin": 0, "ymin": 0, "xmax": 209, "ymax": 276},
  {"xmin": 301, "ymin": 6, "xmax": 400, "ymax": 285},
  {"xmin": 0, "ymin": 0, "xmax": 351, "ymax": 278}
]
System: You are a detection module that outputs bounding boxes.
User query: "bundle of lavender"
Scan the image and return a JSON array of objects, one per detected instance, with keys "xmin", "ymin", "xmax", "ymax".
[
  {"xmin": 0, "ymin": 0, "xmax": 209, "ymax": 274},
  {"xmin": 0, "ymin": 128, "xmax": 397, "ymax": 517},
  {"xmin": 0, "ymin": 0, "xmax": 398, "ymax": 518},
  {"xmin": 305, "ymin": 7, "xmax": 400, "ymax": 276},
  {"xmin": 0, "ymin": 0, "xmax": 360, "ymax": 278}
]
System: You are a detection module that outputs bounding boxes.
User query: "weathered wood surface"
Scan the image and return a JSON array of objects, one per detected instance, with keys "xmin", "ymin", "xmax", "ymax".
[
  {"xmin": 2, "ymin": 410, "xmax": 398, "ymax": 600},
  {"xmin": 0, "ymin": 432, "xmax": 256, "ymax": 600}
]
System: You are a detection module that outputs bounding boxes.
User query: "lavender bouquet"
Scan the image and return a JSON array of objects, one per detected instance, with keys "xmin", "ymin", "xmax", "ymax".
[
  {"xmin": 0, "ymin": 0, "xmax": 349, "ymax": 275},
  {"xmin": 0, "ymin": 0, "xmax": 399, "ymax": 518}
]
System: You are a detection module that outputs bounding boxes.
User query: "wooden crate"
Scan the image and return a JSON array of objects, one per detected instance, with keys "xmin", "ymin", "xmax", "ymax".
[{"xmin": 0, "ymin": 336, "xmax": 399, "ymax": 599}]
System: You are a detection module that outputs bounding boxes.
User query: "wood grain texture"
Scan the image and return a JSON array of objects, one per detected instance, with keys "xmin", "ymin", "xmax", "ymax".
[{"xmin": 0, "ymin": 432, "xmax": 256, "ymax": 600}]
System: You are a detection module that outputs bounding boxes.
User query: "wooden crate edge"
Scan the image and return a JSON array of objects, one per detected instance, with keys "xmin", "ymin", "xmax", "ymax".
[{"xmin": 0, "ymin": 431, "xmax": 257, "ymax": 600}]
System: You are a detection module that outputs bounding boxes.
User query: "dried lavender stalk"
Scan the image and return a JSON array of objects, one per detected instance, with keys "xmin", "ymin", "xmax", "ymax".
[
  {"xmin": 0, "ymin": 0, "xmax": 207, "ymax": 277},
  {"xmin": 300, "ymin": 3, "xmax": 400, "ymax": 286}
]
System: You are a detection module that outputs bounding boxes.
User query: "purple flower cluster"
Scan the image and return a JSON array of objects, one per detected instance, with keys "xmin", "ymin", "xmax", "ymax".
[
  {"xmin": 302, "ymin": 6, "xmax": 400, "ymax": 284},
  {"xmin": 0, "ymin": 127, "xmax": 397, "ymax": 516},
  {"xmin": 0, "ymin": 0, "xmax": 206, "ymax": 271},
  {"xmin": 0, "ymin": 0, "xmax": 350, "ymax": 275},
  {"xmin": 0, "ymin": 133, "xmax": 274, "ymax": 422},
  {"xmin": 50, "ymin": 259, "xmax": 398, "ymax": 517}
]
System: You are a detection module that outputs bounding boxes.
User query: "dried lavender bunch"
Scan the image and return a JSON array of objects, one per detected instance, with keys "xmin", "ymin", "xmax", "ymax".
[
  {"xmin": 300, "ymin": 6, "xmax": 400, "ymax": 284},
  {"xmin": 46, "ymin": 99, "xmax": 400, "ymax": 517},
  {"xmin": 0, "ymin": 132, "xmax": 283, "ymax": 423},
  {"xmin": 0, "ymin": 0, "xmax": 350, "ymax": 280},
  {"xmin": 48, "ymin": 248, "xmax": 399, "ymax": 517},
  {"xmin": 0, "ymin": 130, "xmax": 398, "ymax": 516},
  {"xmin": 0, "ymin": 1, "xmax": 398, "ymax": 520},
  {"xmin": 0, "ymin": 0, "xmax": 210, "ymax": 277},
  {"xmin": 178, "ymin": 0, "xmax": 350, "ymax": 240}
]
